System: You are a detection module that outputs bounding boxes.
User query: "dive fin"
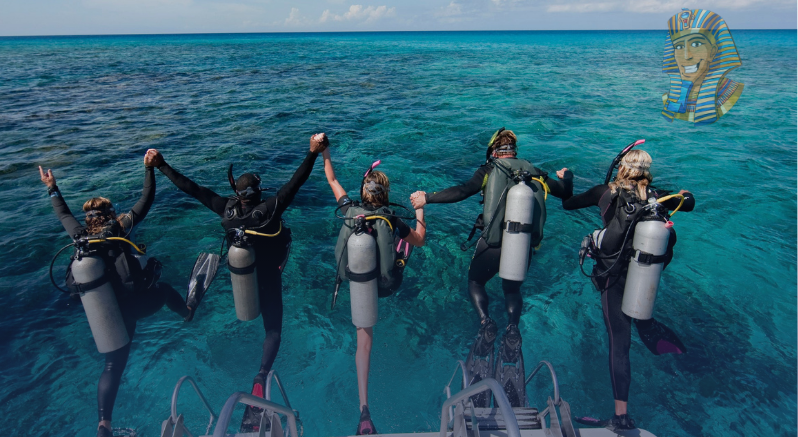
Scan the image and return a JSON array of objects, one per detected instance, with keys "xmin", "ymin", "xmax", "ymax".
[
  {"xmin": 464, "ymin": 318, "xmax": 497, "ymax": 408},
  {"xmin": 240, "ymin": 373, "xmax": 267, "ymax": 433},
  {"xmin": 185, "ymin": 253, "xmax": 221, "ymax": 322},
  {"xmin": 494, "ymin": 324, "xmax": 526, "ymax": 408},
  {"xmin": 635, "ymin": 318, "xmax": 686, "ymax": 356},
  {"xmin": 574, "ymin": 416, "xmax": 610, "ymax": 427}
]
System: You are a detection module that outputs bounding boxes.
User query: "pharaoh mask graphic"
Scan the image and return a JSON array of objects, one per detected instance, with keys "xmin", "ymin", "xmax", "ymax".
[{"xmin": 662, "ymin": 9, "xmax": 744, "ymax": 126}]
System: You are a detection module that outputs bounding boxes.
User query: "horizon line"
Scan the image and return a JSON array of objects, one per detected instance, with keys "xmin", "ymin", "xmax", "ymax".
[{"xmin": 1, "ymin": 28, "xmax": 795, "ymax": 38}]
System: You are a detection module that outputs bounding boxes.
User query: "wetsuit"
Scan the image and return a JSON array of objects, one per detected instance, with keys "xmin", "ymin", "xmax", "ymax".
[
  {"xmin": 562, "ymin": 185, "xmax": 695, "ymax": 402},
  {"xmin": 158, "ymin": 151, "xmax": 318, "ymax": 377},
  {"xmin": 49, "ymin": 166, "xmax": 188, "ymax": 422},
  {"xmin": 425, "ymin": 161, "xmax": 573, "ymax": 325}
]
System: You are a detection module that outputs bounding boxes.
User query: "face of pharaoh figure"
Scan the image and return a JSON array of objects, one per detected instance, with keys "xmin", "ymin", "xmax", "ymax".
[{"xmin": 672, "ymin": 33, "xmax": 718, "ymax": 86}]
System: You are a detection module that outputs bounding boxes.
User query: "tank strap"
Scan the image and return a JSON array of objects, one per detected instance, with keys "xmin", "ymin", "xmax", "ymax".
[
  {"xmin": 72, "ymin": 273, "xmax": 110, "ymax": 294},
  {"xmin": 229, "ymin": 262, "xmax": 257, "ymax": 275},
  {"xmin": 346, "ymin": 266, "xmax": 379, "ymax": 283},
  {"xmin": 632, "ymin": 250, "xmax": 668, "ymax": 265},
  {"xmin": 503, "ymin": 221, "xmax": 535, "ymax": 234}
]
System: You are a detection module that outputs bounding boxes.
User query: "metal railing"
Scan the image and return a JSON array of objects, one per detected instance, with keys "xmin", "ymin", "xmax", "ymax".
[
  {"xmin": 525, "ymin": 360, "xmax": 560, "ymax": 406},
  {"xmin": 170, "ymin": 376, "xmax": 218, "ymax": 437},
  {"xmin": 439, "ymin": 378, "xmax": 520, "ymax": 437},
  {"xmin": 443, "ymin": 360, "xmax": 470, "ymax": 429},
  {"xmin": 211, "ymin": 392, "xmax": 299, "ymax": 437},
  {"xmin": 264, "ymin": 370, "xmax": 294, "ymax": 412}
]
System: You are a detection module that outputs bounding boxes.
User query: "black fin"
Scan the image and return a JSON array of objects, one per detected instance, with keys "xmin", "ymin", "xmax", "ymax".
[
  {"xmin": 185, "ymin": 253, "xmax": 221, "ymax": 322},
  {"xmin": 464, "ymin": 318, "xmax": 497, "ymax": 408},
  {"xmin": 494, "ymin": 324, "xmax": 526, "ymax": 408}
]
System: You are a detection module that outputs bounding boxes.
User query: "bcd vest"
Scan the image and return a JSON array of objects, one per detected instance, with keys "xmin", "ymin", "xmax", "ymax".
[
  {"xmin": 334, "ymin": 203, "xmax": 405, "ymax": 297},
  {"xmin": 66, "ymin": 222, "xmax": 155, "ymax": 298},
  {"xmin": 481, "ymin": 158, "xmax": 547, "ymax": 247},
  {"xmin": 595, "ymin": 188, "xmax": 676, "ymax": 275}
]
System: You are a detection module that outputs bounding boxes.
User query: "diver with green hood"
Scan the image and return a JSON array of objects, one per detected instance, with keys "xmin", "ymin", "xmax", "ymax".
[
  {"xmin": 410, "ymin": 128, "xmax": 572, "ymax": 408},
  {"xmin": 146, "ymin": 133, "xmax": 327, "ymax": 433}
]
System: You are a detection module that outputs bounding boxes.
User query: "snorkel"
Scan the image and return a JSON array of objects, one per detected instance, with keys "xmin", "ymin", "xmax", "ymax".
[
  {"xmin": 604, "ymin": 139, "xmax": 645, "ymax": 185},
  {"xmin": 485, "ymin": 127, "xmax": 506, "ymax": 162}
]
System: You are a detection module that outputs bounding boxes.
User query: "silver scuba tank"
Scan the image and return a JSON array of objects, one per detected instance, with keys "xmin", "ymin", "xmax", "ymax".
[
  {"xmin": 228, "ymin": 243, "xmax": 260, "ymax": 321},
  {"xmin": 499, "ymin": 181, "xmax": 536, "ymax": 281},
  {"xmin": 347, "ymin": 232, "xmax": 378, "ymax": 328},
  {"xmin": 71, "ymin": 256, "xmax": 130, "ymax": 353},
  {"xmin": 622, "ymin": 220, "xmax": 671, "ymax": 320}
]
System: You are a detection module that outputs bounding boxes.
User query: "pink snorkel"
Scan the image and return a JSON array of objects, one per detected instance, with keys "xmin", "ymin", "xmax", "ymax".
[{"xmin": 364, "ymin": 160, "xmax": 381, "ymax": 177}]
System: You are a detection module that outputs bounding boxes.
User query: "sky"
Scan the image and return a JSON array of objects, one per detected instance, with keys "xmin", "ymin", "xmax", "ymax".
[{"xmin": 0, "ymin": 0, "xmax": 796, "ymax": 36}]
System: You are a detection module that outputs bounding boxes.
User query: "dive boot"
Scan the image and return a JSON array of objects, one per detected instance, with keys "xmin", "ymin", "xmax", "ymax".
[
  {"xmin": 240, "ymin": 373, "xmax": 268, "ymax": 433},
  {"xmin": 185, "ymin": 253, "xmax": 220, "ymax": 322},
  {"xmin": 355, "ymin": 405, "xmax": 377, "ymax": 435},
  {"xmin": 464, "ymin": 317, "xmax": 498, "ymax": 408},
  {"xmin": 575, "ymin": 414, "xmax": 636, "ymax": 431},
  {"xmin": 494, "ymin": 324, "xmax": 526, "ymax": 408}
]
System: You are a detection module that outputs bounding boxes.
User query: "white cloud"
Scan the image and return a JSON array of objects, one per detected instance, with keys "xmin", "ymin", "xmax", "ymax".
[
  {"xmin": 436, "ymin": 1, "xmax": 463, "ymax": 17},
  {"xmin": 284, "ymin": 7, "xmax": 306, "ymax": 26},
  {"xmin": 319, "ymin": 4, "xmax": 396, "ymax": 23}
]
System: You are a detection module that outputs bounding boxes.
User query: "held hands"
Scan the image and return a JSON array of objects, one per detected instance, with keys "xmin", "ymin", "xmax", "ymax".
[
  {"xmin": 678, "ymin": 189, "xmax": 689, "ymax": 196},
  {"xmin": 310, "ymin": 133, "xmax": 329, "ymax": 153},
  {"xmin": 410, "ymin": 191, "xmax": 427, "ymax": 209},
  {"xmin": 144, "ymin": 149, "xmax": 165, "ymax": 168},
  {"xmin": 555, "ymin": 168, "xmax": 569, "ymax": 179},
  {"xmin": 38, "ymin": 166, "xmax": 56, "ymax": 188}
]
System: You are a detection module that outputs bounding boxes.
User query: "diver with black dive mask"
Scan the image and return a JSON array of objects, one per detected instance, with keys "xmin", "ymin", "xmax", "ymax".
[{"xmin": 147, "ymin": 133, "xmax": 327, "ymax": 433}]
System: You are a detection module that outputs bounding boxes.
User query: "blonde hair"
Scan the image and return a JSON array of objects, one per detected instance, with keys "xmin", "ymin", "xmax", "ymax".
[
  {"xmin": 609, "ymin": 150, "xmax": 653, "ymax": 199},
  {"xmin": 361, "ymin": 170, "xmax": 390, "ymax": 207},
  {"xmin": 82, "ymin": 197, "xmax": 126, "ymax": 235}
]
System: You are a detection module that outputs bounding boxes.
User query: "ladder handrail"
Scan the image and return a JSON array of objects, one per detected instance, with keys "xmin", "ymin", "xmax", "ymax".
[
  {"xmin": 212, "ymin": 392, "xmax": 299, "ymax": 437},
  {"xmin": 171, "ymin": 376, "xmax": 217, "ymax": 436},
  {"xmin": 525, "ymin": 360, "xmax": 561, "ymax": 406},
  {"xmin": 264, "ymin": 369, "xmax": 294, "ymax": 413},
  {"xmin": 439, "ymin": 378, "xmax": 521, "ymax": 437},
  {"xmin": 443, "ymin": 360, "xmax": 469, "ymax": 430}
]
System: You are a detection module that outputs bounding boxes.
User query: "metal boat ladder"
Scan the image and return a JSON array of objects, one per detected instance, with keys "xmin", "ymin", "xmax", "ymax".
[
  {"xmin": 441, "ymin": 360, "xmax": 578, "ymax": 437},
  {"xmin": 160, "ymin": 370, "xmax": 302, "ymax": 437}
]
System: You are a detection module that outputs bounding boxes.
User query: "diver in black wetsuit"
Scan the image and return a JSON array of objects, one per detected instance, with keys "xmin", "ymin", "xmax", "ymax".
[
  {"xmin": 39, "ymin": 151, "xmax": 190, "ymax": 437},
  {"xmin": 410, "ymin": 128, "xmax": 572, "ymax": 407},
  {"xmin": 147, "ymin": 134, "xmax": 327, "ymax": 432},
  {"xmin": 562, "ymin": 149, "xmax": 695, "ymax": 429}
]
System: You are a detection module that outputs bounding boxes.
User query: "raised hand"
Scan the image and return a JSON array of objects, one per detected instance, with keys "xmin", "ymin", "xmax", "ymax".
[
  {"xmin": 555, "ymin": 168, "xmax": 569, "ymax": 179},
  {"xmin": 410, "ymin": 191, "xmax": 427, "ymax": 209},
  {"xmin": 310, "ymin": 133, "xmax": 329, "ymax": 153},
  {"xmin": 144, "ymin": 149, "xmax": 165, "ymax": 168},
  {"xmin": 38, "ymin": 166, "xmax": 56, "ymax": 188}
]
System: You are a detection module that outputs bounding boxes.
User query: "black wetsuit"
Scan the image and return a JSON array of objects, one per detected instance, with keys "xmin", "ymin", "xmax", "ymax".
[
  {"xmin": 562, "ymin": 184, "xmax": 695, "ymax": 402},
  {"xmin": 49, "ymin": 167, "xmax": 188, "ymax": 422},
  {"xmin": 425, "ymin": 161, "xmax": 573, "ymax": 326},
  {"xmin": 158, "ymin": 151, "xmax": 318, "ymax": 377}
]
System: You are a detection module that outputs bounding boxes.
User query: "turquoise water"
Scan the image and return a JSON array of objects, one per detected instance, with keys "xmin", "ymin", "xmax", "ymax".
[{"xmin": 0, "ymin": 31, "xmax": 795, "ymax": 436}]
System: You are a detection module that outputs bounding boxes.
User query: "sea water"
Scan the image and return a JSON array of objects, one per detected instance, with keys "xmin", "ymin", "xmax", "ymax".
[{"xmin": 0, "ymin": 31, "xmax": 795, "ymax": 436}]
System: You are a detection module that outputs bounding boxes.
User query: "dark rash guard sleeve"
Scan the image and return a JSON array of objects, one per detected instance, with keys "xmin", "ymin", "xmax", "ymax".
[
  {"xmin": 268, "ymin": 151, "xmax": 319, "ymax": 220},
  {"xmin": 158, "ymin": 163, "xmax": 228, "ymax": 217},
  {"xmin": 426, "ymin": 165, "xmax": 488, "ymax": 204},
  {"xmin": 563, "ymin": 184, "xmax": 608, "ymax": 210},
  {"xmin": 120, "ymin": 167, "xmax": 156, "ymax": 229},
  {"xmin": 543, "ymin": 170, "xmax": 573, "ymax": 201},
  {"xmin": 50, "ymin": 189, "xmax": 85, "ymax": 238},
  {"xmin": 659, "ymin": 191, "xmax": 695, "ymax": 212},
  {"xmin": 395, "ymin": 219, "xmax": 411, "ymax": 239}
]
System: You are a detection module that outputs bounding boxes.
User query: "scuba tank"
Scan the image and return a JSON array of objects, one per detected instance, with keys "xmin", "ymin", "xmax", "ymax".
[
  {"xmin": 227, "ymin": 229, "xmax": 260, "ymax": 321},
  {"xmin": 346, "ymin": 218, "xmax": 379, "ymax": 328},
  {"xmin": 622, "ymin": 210, "xmax": 672, "ymax": 320},
  {"xmin": 499, "ymin": 172, "xmax": 537, "ymax": 281},
  {"xmin": 70, "ymin": 241, "xmax": 129, "ymax": 353}
]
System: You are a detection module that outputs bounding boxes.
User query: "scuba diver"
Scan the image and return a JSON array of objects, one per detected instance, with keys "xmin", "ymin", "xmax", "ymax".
[
  {"xmin": 410, "ymin": 128, "xmax": 572, "ymax": 408},
  {"xmin": 146, "ymin": 133, "xmax": 327, "ymax": 433},
  {"xmin": 39, "ymin": 151, "xmax": 193, "ymax": 437},
  {"xmin": 322, "ymin": 136, "xmax": 426, "ymax": 435},
  {"xmin": 562, "ymin": 146, "xmax": 695, "ymax": 430}
]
